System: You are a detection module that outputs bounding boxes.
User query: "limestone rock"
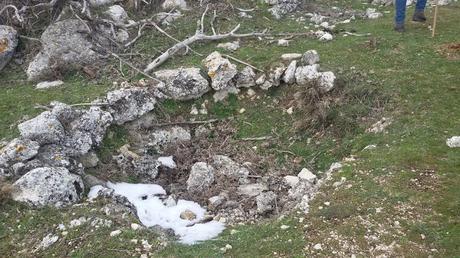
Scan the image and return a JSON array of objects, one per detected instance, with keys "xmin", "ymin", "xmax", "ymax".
[
  {"xmin": 107, "ymin": 87, "xmax": 157, "ymax": 125},
  {"xmin": 18, "ymin": 112, "xmax": 65, "ymax": 145},
  {"xmin": 27, "ymin": 19, "xmax": 100, "ymax": 81},
  {"xmin": 217, "ymin": 41, "xmax": 240, "ymax": 51},
  {"xmin": 298, "ymin": 168, "xmax": 317, "ymax": 183},
  {"xmin": 301, "ymin": 50, "xmax": 320, "ymax": 65},
  {"xmin": 12, "ymin": 167, "xmax": 84, "ymax": 207},
  {"xmin": 317, "ymin": 71, "xmax": 336, "ymax": 92},
  {"xmin": 187, "ymin": 162, "xmax": 215, "ymax": 194},
  {"xmin": 154, "ymin": 68, "xmax": 210, "ymax": 100},
  {"xmin": 281, "ymin": 53, "xmax": 302, "ymax": 62},
  {"xmin": 212, "ymin": 155, "xmax": 249, "ymax": 180},
  {"xmin": 446, "ymin": 136, "xmax": 460, "ymax": 148},
  {"xmin": 282, "ymin": 60, "xmax": 297, "ymax": 84},
  {"xmin": 283, "ymin": 175, "xmax": 300, "ymax": 188},
  {"xmin": 295, "ymin": 65, "xmax": 320, "ymax": 85},
  {"xmin": 256, "ymin": 191, "xmax": 277, "ymax": 214},
  {"xmin": 105, "ymin": 5, "xmax": 128, "ymax": 24},
  {"xmin": 269, "ymin": 0, "xmax": 300, "ymax": 19},
  {"xmin": 89, "ymin": 0, "xmax": 115, "ymax": 6},
  {"xmin": 203, "ymin": 52, "xmax": 238, "ymax": 91},
  {"xmin": 0, "ymin": 25, "xmax": 18, "ymax": 71},
  {"xmin": 162, "ymin": 0, "xmax": 187, "ymax": 10},
  {"xmin": 270, "ymin": 65, "xmax": 286, "ymax": 87},
  {"xmin": 35, "ymin": 80, "xmax": 64, "ymax": 89},
  {"xmin": 213, "ymin": 86, "xmax": 240, "ymax": 102},
  {"xmin": 234, "ymin": 66, "xmax": 256, "ymax": 88},
  {"xmin": 366, "ymin": 8, "xmax": 383, "ymax": 19},
  {"xmin": 237, "ymin": 183, "xmax": 268, "ymax": 197},
  {"xmin": 0, "ymin": 138, "xmax": 40, "ymax": 168},
  {"xmin": 149, "ymin": 126, "xmax": 191, "ymax": 151}
]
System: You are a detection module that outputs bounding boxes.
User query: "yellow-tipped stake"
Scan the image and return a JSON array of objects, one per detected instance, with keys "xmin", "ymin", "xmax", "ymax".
[{"xmin": 432, "ymin": 0, "xmax": 439, "ymax": 38}]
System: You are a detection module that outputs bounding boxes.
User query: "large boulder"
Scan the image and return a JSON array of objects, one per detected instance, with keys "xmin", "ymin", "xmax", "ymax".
[
  {"xmin": 154, "ymin": 68, "xmax": 210, "ymax": 100},
  {"xmin": 203, "ymin": 52, "xmax": 238, "ymax": 91},
  {"xmin": 27, "ymin": 19, "xmax": 100, "ymax": 81},
  {"xmin": 186, "ymin": 162, "xmax": 215, "ymax": 194},
  {"xmin": 0, "ymin": 25, "xmax": 18, "ymax": 71},
  {"xmin": 18, "ymin": 111, "xmax": 65, "ymax": 145},
  {"xmin": 107, "ymin": 87, "xmax": 157, "ymax": 125},
  {"xmin": 12, "ymin": 167, "xmax": 84, "ymax": 207},
  {"xmin": 105, "ymin": 5, "xmax": 129, "ymax": 24}
]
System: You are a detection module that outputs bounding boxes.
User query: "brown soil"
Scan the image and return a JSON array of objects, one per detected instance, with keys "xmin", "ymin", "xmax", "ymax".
[
  {"xmin": 437, "ymin": 42, "xmax": 460, "ymax": 60},
  {"xmin": 0, "ymin": 39, "xmax": 8, "ymax": 53}
]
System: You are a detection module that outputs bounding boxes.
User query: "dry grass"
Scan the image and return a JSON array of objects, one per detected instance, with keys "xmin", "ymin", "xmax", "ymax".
[{"xmin": 0, "ymin": 179, "xmax": 13, "ymax": 204}]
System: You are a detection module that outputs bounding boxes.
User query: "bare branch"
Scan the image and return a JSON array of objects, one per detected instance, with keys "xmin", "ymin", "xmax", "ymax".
[
  {"xmin": 0, "ymin": 5, "xmax": 24, "ymax": 22},
  {"xmin": 223, "ymin": 54, "xmax": 264, "ymax": 72}
]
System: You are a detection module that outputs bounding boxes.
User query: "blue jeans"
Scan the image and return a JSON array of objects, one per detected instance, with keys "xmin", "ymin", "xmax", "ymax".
[{"xmin": 395, "ymin": 0, "xmax": 427, "ymax": 24}]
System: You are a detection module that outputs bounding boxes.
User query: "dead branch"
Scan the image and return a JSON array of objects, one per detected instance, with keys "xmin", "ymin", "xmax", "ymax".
[
  {"xmin": 0, "ymin": 5, "xmax": 24, "ymax": 22},
  {"xmin": 144, "ymin": 5, "xmax": 267, "ymax": 73},
  {"xmin": 124, "ymin": 23, "xmax": 147, "ymax": 47},
  {"xmin": 223, "ymin": 54, "xmax": 263, "ymax": 72},
  {"xmin": 240, "ymin": 136, "xmax": 272, "ymax": 141},
  {"xmin": 153, "ymin": 118, "xmax": 226, "ymax": 127},
  {"xmin": 150, "ymin": 22, "xmax": 202, "ymax": 56}
]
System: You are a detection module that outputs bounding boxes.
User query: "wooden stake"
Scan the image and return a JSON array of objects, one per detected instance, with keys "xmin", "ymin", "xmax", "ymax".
[{"xmin": 432, "ymin": 2, "xmax": 439, "ymax": 38}]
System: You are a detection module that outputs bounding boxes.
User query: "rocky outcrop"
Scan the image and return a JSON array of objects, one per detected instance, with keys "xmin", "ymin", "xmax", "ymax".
[
  {"xmin": 154, "ymin": 68, "xmax": 210, "ymax": 100},
  {"xmin": 27, "ymin": 19, "xmax": 100, "ymax": 81},
  {"xmin": 234, "ymin": 66, "xmax": 256, "ymax": 88},
  {"xmin": 0, "ymin": 25, "xmax": 18, "ymax": 71},
  {"xmin": 12, "ymin": 167, "xmax": 84, "ymax": 207}
]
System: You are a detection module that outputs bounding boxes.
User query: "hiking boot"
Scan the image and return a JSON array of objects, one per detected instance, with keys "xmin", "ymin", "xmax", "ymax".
[
  {"xmin": 394, "ymin": 23, "xmax": 405, "ymax": 32},
  {"xmin": 412, "ymin": 11, "xmax": 427, "ymax": 22}
]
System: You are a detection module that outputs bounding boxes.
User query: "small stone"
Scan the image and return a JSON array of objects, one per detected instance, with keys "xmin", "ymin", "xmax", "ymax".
[
  {"xmin": 35, "ymin": 80, "xmax": 64, "ymax": 89},
  {"xmin": 217, "ymin": 41, "xmax": 240, "ymax": 51},
  {"xmin": 110, "ymin": 229, "xmax": 122, "ymax": 237},
  {"xmin": 280, "ymin": 225, "xmax": 290, "ymax": 230},
  {"xmin": 238, "ymin": 183, "xmax": 268, "ymax": 197},
  {"xmin": 256, "ymin": 191, "xmax": 277, "ymax": 214},
  {"xmin": 301, "ymin": 50, "xmax": 320, "ymax": 65},
  {"xmin": 277, "ymin": 39, "xmax": 289, "ymax": 47},
  {"xmin": 131, "ymin": 223, "xmax": 141, "ymax": 230},
  {"xmin": 446, "ymin": 136, "xmax": 460, "ymax": 148},
  {"xmin": 298, "ymin": 168, "xmax": 317, "ymax": 183},
  {"xmin": 180, "ymin": 209, "xmax": 197, "ymax": 220},
  {"xmin": 239, "ymin": 108, "xmax": 246, "ymax": 114},
  {"xmin": 281, "ymin": 53, "xmax": 302, "ymax": 61},
  {"xmin": 286, "ymin": 107, "xmax": 294, "ymax": 114},
  {"xmin": 283, "ymin": 175, "xmax": 300, "ymax": 188},
  {"xmin": 313, "ymin": 243, "xmax": 322, "ymax": 250}
]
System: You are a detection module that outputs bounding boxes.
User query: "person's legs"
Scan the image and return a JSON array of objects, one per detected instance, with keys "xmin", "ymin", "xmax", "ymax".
[
  {"xmin": 415, "ymin": 0, "xmax": 428, "ymax": 11},
  {"xmin": 395, "ymin": 0, "xmax": 407, "ymax": 31},
  {"xmin": 413, "ymin": 0, "xmax": 427, "ymax": 22}
]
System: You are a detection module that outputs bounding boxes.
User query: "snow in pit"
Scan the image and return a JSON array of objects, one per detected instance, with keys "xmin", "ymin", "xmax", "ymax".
[{"xmin": 88, "ymin": 182, "xmax": 225, "ymax": 244}]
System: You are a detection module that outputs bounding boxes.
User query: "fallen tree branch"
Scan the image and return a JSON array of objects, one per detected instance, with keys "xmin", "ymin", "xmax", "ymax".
[
  {"xmin": 0, "ymin": 4, "xmax": 24, "ymax": 22},
  {"xmin": 154, "ymin": 118, "xmax": 226, "ymax": 127},
  {"xmin": 240, "ymin": 136, "xmax": 272, "ymax": 141},
  {"xmin": 223, "ymin": 54, "xmax": 263, "ymax": 72},
  {"xmin": 144, "ymin": 5, "xmax": 267, "ymax": 73}
]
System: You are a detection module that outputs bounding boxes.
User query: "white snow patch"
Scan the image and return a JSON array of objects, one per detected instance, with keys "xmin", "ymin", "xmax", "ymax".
[
  {"xmin": 107, "ymin": 182, "xmax": 225, "ymax": 244},
  {"xmin": 158, "ymin": 156, "xmax": 177, "ymax": 168},
  {"xmin": 88, "ymin": 185, "xmax": 105, "ymax": 200}
]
